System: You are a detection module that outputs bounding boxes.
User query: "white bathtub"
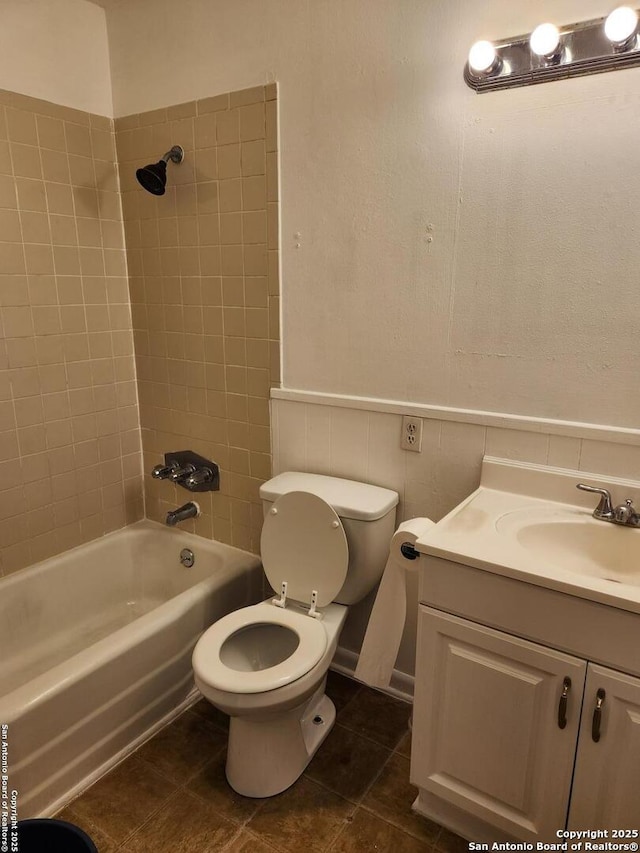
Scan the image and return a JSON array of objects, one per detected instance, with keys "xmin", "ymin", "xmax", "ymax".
[{"xmin": 0, "ymin": 520, "xmax": 263, "ymax": 818}]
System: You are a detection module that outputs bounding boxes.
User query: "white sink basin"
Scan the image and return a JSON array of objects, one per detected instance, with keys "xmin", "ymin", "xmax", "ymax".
[
  {"xmin": 496, "ymin": 508, "xmax": 640, "ymax": 586},
  {"xmin": 417, "ymin": 457, "xmax": 640, "ymax": 614}
]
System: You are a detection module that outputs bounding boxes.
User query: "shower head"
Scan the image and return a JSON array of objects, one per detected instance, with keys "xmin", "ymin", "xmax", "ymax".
[{"xmin": 136, "ymin": 145, "xmax": 184, "ymax": 195}]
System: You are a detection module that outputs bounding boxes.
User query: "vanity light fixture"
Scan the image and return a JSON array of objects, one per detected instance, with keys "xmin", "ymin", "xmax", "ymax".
[
  {"xmin": 604, "ymin": 6, "xmax": 639, "ymax": 49},
  {"xmin": 465, "ymin": 8, "xmax": 640, "ymax": 92},
  {"xmin": 530, "ymin": 23, "xmax": 563, "ymax": 62},
  {"xmin": 467, "ymin": 40, "xmax": 502, "ymax": 77}
]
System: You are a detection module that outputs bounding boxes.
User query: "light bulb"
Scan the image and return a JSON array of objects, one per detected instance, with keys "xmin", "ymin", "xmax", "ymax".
[
  {"xmin": 604, "ymin": 6, "xmax": 638, "ymax": 47},
  {"xmin": 530, "ymin": 23, "xmax": 561, "ymax": 58},
  {"xmin": 468, "ymin": 40, "xmax": 499, "ymax": 74}
]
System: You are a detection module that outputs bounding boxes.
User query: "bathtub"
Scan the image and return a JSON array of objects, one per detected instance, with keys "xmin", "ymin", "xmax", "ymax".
[{"xmin": 0, "ymin": 520, "xmax": 263, "ymax": 818}]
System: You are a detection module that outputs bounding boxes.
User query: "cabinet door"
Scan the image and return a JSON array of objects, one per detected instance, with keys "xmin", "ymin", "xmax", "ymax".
[
  {"xmin": 411, "ymin": 607, "xmax": 586, "ymax": 840},
  {"xmin": 568, "ymin": 664, "xmax": 640, "ymax": 830}
]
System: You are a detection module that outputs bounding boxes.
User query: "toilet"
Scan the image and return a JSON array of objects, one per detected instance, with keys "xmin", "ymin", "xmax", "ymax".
[{"xmin": 192, "ymin": 471, "xmax": 398, "ymax": 797}]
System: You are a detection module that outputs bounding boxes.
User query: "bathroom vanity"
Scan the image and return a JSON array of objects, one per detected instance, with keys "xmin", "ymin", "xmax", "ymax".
[{"xmin": 411, "ymin": 458, "xmax": 640, "ymax": 841}]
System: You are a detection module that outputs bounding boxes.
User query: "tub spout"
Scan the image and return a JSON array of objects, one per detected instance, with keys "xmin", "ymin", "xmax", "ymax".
[{"xmin": 165, "ymin": 501, "xmax": 199, "ymax": 526}]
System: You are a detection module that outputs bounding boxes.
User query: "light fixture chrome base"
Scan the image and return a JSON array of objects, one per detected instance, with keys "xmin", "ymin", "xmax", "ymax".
[
  {"xmin": 163, "ymin": 145, "xmax": 184, "ymax": 164},
  {"xmin": 465, "ymin": 11, "xmax": 640, "ymax": 93}
]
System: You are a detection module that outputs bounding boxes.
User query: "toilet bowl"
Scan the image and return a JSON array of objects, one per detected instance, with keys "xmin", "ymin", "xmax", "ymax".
[
  {"xmin": 192, "ymin": 473, "xmax": 399, "ymax": 798},
  {"xmin": 194, "ymin": 599, "xmax": 347, "ymax": 797}
]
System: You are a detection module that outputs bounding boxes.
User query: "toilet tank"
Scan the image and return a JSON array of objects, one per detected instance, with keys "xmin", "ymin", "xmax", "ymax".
[{"xmin": 259, "ymin": 472, "xmax": 399, "ymax": 605}]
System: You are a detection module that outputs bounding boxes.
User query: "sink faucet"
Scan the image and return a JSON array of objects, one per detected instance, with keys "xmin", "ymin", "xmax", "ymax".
[{"xmin": 576, "ymin": 483, "xmax": 640, "ymax": 527}]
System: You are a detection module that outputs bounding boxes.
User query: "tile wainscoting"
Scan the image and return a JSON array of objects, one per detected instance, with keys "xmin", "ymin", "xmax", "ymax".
[{"xmin": 271, "ymin": 393, "xmax": 640, "ymax": 679}]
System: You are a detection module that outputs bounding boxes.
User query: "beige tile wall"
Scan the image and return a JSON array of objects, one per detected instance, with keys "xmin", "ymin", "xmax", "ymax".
[
  {"xmin": 0, "ymin": 90, "xmax": 143, "ymax": 577},
  {"xmin": 116, "ymin": 85, "xmax": 279, "ymax": 553}
]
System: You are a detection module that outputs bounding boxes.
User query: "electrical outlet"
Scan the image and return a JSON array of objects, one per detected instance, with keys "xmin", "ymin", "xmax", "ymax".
[{"xmin": 401, "ymin": 416, "xmax": 423, "ymax": 452}]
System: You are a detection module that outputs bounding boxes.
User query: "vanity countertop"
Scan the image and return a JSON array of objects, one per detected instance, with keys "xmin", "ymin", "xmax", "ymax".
[{"xmin": 415, "ymin": 457, "xmax": 640, "ymax": 615}]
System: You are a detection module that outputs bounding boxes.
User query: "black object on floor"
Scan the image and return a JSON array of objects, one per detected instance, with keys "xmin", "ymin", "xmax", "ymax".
[{"xmin": 15, "ymin": 819, "xmax": 98, "ymax": 852}]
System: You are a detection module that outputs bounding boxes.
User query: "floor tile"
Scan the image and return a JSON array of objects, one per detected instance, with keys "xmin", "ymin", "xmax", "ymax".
[
  {"xmin": 396, "ymin": 730, "xmax": 412, "ymax": 758},
  {"xmin": 69, "ymin": 755, "xmax": 175, "ymax": 844},
  {"xmin": 326, "ymin": 669, "xmax": 362, "ymax": 713},
  {"xmin": 248, "ymin": 776, "xmax": 354, "ymax": 853},
  {"xmin": 362, "ymin": 753, "xmax": 441, "ymax": 844},
  {"xmin": 339, "ymin": 686, "xmax": 411, "ymax": 749},
  {"xmin": 437, "ymin": 827, "xmax": 470, "ymax": 853},
  {"xmin": 56, "ymin": 806, "xmax": 120, "ymax": 853},
  {"xmin": 125, "ymin": 789, "xmax": 236, "ymax": 852},
  {"xmin": 53, "ymin": 680, "xmax": 456, "ymax": 853},
  {"xmin": 305, "ymin": 723, "xmax": 391, "ymax": 802},
  {"xmin": 136, "ymin": 707, "xmax": 227, "ymax": 784},
  {"xmin": 330, "ymin": 808, "xmax": 432, "ymax": 852},
  {"xmin": 187, "ymin": 749, "xmax": 261, "ymax": 823},
  {"xmin": 190, "ymin": 696, "xmax": 230, "ymax": 732},
  {"xmin": 224, "ymin": 829, "xmax": 282, "ymax": 852}
]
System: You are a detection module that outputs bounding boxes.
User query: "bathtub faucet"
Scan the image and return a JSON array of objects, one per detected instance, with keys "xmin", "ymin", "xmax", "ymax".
[{"xmin": 165, "ymin": 501, "xmax": 199, "ymax": 527}]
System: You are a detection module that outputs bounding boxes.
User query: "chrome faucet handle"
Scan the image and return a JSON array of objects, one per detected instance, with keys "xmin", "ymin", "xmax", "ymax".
[
  {"xmin": 152, "ymin": 461, "xmax": 179, "ymax": 480},
  {"xmin": 155, "ymin": 451, "xmax": 220, "ymax": 492},
  {"xmin": 169, "ymin": 463, "xmax": 196, "ymax": 483},
  {"xmin": 184, "ymin": 467, "xmax": 213, "ymax": 490},
  {"xmin": 576, "ymin": 483, "xmax": 614, "ymax": 519},
  {"xmin": 614, "ymin": 498, "xmax": 637, "ymax": 524}
]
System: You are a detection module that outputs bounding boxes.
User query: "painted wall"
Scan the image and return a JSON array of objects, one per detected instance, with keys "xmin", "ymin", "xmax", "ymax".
[
  {"xmin": 0, "ymin": 0, "xmax": 112, "ymax": 117},
  {"xmin": 104, "ymin": 0, "xmax": 639, "ymax": 429},
  {"xmin": 100, "ymin": 0, "xmax": 640, "ymax": 682}
]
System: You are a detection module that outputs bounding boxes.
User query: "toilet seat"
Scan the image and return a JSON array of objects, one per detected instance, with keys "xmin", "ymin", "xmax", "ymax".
[
  {"xmin": 194, "ymin": 491, "xmax": 350, "ymax": 696},
  {"xmin": 193, "ymin": 602, "xmax": 328, "ymax": 694}
]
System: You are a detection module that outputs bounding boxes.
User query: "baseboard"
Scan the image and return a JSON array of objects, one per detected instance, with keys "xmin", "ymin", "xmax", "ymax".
[
  {"xmin": 331, "ymin": 645, "xmax": 414, "ymax": 703},
  {"xmin": 412, "ymin": 790, "xmax": 514, "ymax": 843}
]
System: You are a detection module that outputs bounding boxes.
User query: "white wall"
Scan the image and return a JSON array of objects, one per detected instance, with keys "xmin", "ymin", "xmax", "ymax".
[
  {"xmin": 105, "ymin": 0, "xmax": 639, "ymax": 430},
  {"xmin": 102, "ymin": 0, "xmax": 640, "ymax": 682},
  {"xmin": 1, "ymin": 0, "xmax": 112, "ymax": 116}
]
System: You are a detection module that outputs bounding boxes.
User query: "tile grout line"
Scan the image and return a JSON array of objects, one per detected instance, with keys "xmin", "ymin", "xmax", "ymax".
[{"xmin": 62, "ymin": 681, "xmax": 445, "ymax": 853}]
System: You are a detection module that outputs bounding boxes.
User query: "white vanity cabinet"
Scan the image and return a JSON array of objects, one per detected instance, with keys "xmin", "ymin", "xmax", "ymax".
[
  {"xmin": 411, "ymin": 558, "xmax": 640, "ymax": 841},
  {"xmin": 411, "ymin": 607, "xmax": 586, "ymax": 840},
  {"xmin": 568, "ymin": 664, "xmax": 640, "ymax": 829}
]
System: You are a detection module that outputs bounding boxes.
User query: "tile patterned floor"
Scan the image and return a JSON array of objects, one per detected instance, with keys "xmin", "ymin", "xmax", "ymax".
[{"xmin": 58, "ymin": 672, "xmax": 467, "ymax": 853}]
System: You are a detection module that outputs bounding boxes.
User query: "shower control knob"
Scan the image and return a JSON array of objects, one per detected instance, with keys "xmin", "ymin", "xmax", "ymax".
[
  {"xmin": 152, "ymin": 461, "xmax": 179, "ymax": 480},
  {"xmin": 169, "ymin": 463, "xmax": 196, "ymax": 483},
  {"xmin": 184, "ymin": 467, "xmax": 213, "ymax": 490},
  {"xmin": 156, "ymin": 451, "xmax": 220, "ymax": 493}
]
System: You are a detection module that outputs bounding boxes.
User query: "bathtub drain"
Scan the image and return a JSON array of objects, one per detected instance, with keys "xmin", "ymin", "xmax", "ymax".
[{"xmin": 180, "ymin": 548, "xmax": 195, "ymax": 568}]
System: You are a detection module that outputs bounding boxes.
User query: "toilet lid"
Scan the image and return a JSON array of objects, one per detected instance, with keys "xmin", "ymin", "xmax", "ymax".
[{"xmin": 261, "ymin": 491, "xmax": 348, "ymax": 607}]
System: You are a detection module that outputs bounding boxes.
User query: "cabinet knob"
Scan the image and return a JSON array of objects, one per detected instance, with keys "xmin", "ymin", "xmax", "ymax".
[
  {"xmin": 591, "ymin": 688, "xmax": 606, "ymax": 742},
  {"xmin": 557, "ymin": 676, "xmax": 571, "ymax": 729}
]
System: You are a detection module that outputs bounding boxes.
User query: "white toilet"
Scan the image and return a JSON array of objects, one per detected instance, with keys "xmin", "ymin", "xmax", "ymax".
[{"xmin": 192, "ymin": 471, "xmax": 398, "ymax": 797}]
